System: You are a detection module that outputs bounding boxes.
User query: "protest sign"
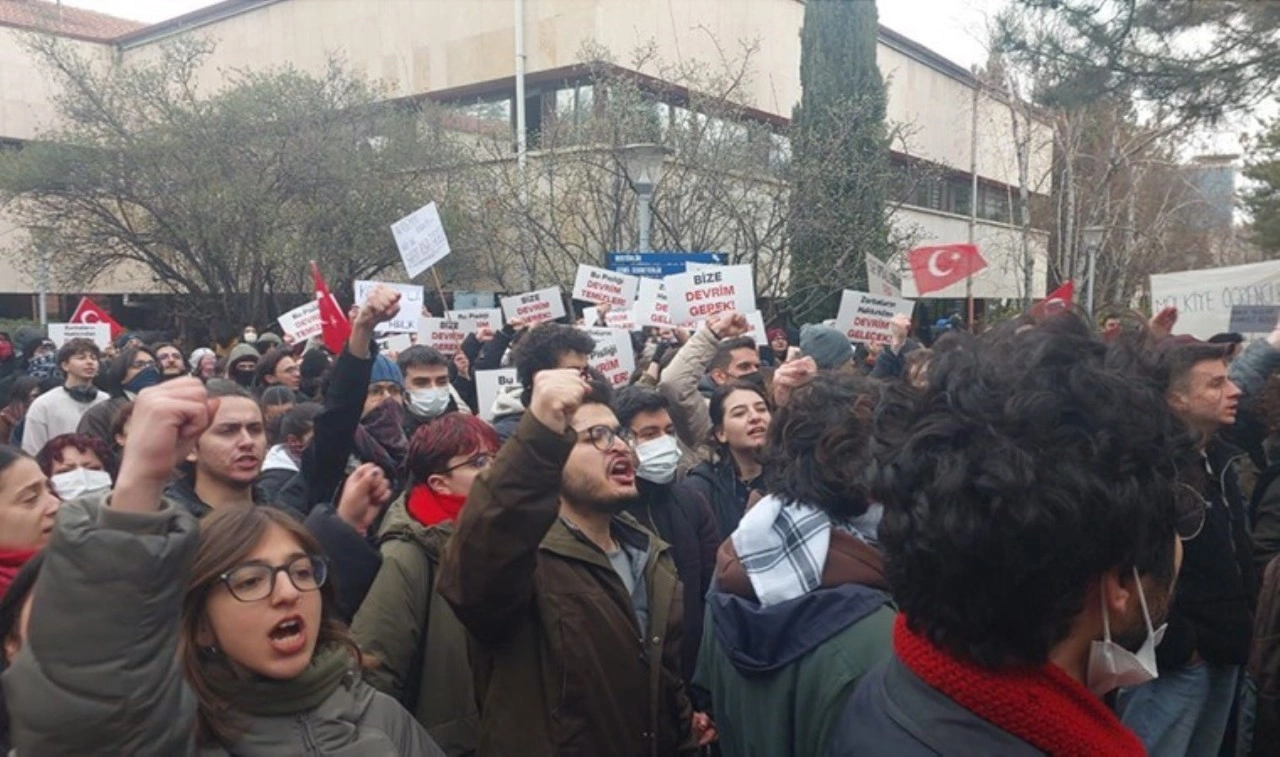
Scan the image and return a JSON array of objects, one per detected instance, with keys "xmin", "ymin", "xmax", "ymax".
[
  {"xmin": 606, "ymin": 310, "xmax": 636, "ymax": 331},
  {"xmin": 446, "ymin": 308, "xmax": 503, "ymax": 333},
  {"xmin": 835, "ymin": 291, "xmax": 916, "ymax": 345},
  {"xmin": 418, "ymin": 318, "xmax": 467, "ymax": 355},
  {"xmin": 1230, "ymin": 305, "xmax": 1280, "ymax": 334},
  {"xmin": 1151, "ymin": 260, "xmax": 1280, "ymax": 339},
  {"xmin": 633, "ymin": 278, "xmax": 672, "ymax": 328},
  {"xmin": 572, "ymin": 264, "xmax": 640, "ymax": 308},
  {"xmin": 582, "ymin": 307, "xmax": 600, "ymax": 327},
  {"xmin": 48, "ymin": 323, "xmax": 110, "ymax": 349},
  {"xmin": 277, "ymin": 301, "xmax": 323, "ymax": 341},
  {"xmin": 377, "ymin": 333, "xmax": 414, "ymax": 356},
  {"xmin": 583, "ymin": 327, "xmax": 637, "ymax": 388},
  {"xmin": 741, "ymin": 311, "xmax": 769, "ymax": 346},
  {"xmin": 390, "ymin": 201, "xmax": 451, "ymax": 278},
  {"xmin": 476, "ymin": 368, "xmax": 519, "ymax": 421},
  {"xmin": 866, "ymin": 255, "xmax": 902, "ymax": 298},
  {"xmin": 354, "ymin": 280, "xmax": 424, "ymax": 334},
  {"xmin": 500, "ymin": 287, "xmax": 566, "ymax": 326},
  {"xmin": 663, "ymin": 265, "xmax": 756, "ymax": 326}
]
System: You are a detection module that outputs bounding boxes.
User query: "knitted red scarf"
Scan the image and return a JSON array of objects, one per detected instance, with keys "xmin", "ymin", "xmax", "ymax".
[
  {"xmin": 406, "ymin": 484, "xmax": 467, "ymax": 527},
  {"xmin": 894, "ymin": 615, "xmax": 1146, "ymax": 757},
  {"xmin": 0, "ymin": 548, "xmax": 38, "ymax": 599}
]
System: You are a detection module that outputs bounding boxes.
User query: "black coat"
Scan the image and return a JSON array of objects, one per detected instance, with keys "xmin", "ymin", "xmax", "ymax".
[{"xmin": 683, "ymin": 456, "xmax": 765, "ymax": 543}]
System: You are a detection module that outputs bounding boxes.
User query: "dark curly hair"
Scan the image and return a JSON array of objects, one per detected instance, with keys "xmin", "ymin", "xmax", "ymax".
[
  {"xmin": 514, "ymin": 324, "xmax": 596, "ymax": 408},
  {"xmin": 765, "ymin": 374, "xmax": 881, "ymax": 519},
  {"xmin": 35, "ymin": 433, "xmax": 116, "ymax": 480},
  {"xmin": 870, "ymin": 313, "xmax": 1195, "ymax": 669}
]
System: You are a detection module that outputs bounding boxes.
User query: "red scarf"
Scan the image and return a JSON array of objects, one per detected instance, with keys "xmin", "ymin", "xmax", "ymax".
[
  {"xmin": 0, "ymin": 548, "xmax": 38, "ymax": 599},
  {"xmin": 894, "ymin": 615, "xmax": 1146, "ymax": 757},
  {"xmin": 406, "ymin": 484, "xmax": 467, "ymax": 527}
]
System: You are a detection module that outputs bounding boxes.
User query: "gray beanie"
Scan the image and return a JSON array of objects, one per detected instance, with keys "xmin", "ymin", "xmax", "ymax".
[{"xmin": 800, "ymin": 324, "xmax": 853, "ymax": 370}]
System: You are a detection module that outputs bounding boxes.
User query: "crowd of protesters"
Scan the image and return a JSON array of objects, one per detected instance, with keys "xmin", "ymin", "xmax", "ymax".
[{"xmin": 0, "ymin": 286, "xmax": 1279, "ymax": 757}]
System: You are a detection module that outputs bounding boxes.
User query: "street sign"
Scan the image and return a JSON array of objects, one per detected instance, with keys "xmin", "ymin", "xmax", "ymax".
[{"xmin": 606, "ymin": 252, "xmax": 729, "ymax": 279}]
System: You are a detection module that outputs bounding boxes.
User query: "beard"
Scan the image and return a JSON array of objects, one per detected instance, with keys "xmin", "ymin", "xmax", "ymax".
[{"xmin": 561, "ymin": 468, "xmax": 638, "ymax": 515}]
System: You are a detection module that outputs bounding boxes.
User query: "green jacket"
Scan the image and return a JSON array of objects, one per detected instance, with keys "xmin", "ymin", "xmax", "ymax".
[{"xmin": 351, "ymin": 497, "xmax": 478, "ymax": 756}]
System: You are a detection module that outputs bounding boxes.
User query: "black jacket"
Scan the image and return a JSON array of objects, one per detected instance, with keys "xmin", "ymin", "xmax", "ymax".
[
  {"xmin": 1158, "ymin": 440, "xmax": 1258, "ymax": 668},
  {"xmin": 869, "ymin": 339, "xmax": 921, "ymax": 381},
  {"xmin": 624, "ymin": 478, "xmax": 720, "ymax": 683},
  {"xmin": 684, "ymin": 457, "xmax": 765, "ymax": 543}
]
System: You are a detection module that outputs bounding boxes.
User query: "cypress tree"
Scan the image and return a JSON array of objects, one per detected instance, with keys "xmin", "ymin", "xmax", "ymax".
[{"xmin": 787, "ymin": 0, "xmax": 892, "ymax": 321}]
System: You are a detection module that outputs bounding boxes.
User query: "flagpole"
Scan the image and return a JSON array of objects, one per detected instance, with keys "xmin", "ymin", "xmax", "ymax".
[{"xmin": 967, "ymin": 70, "xmax": 979, "ymax": 332}]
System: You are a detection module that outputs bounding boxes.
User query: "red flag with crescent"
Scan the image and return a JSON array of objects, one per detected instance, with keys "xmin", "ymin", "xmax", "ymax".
[
  {"xmin": 1029, "ymin": 281, "xmax": 1075, "ymax": 318},
  {"xmin": 310, "ymin": 261, "xmax": 351, "ymax": 354},
  {"xmin": 68, "ymin": 297, "xmax": 124, "ymax": 338},
  {"xmin": 907, "ymin": 244, "xmax": 988, "ymax": 296}
]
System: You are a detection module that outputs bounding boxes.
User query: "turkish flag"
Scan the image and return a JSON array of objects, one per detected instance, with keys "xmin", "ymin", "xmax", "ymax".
[
  {"xmin": 908, "ymin": 244, "xmax": 988, "ymax": 296},
  {"xmin": 68, "ymin": 297, "xmax": 124, "ymax": 338},
  {"xmin": 310, "ymin": 261, "xmax": 351, "ymax": 354},
  {"xmin": 1029, "ymin": 281, "xmax": 1075, "ymax": 318}
]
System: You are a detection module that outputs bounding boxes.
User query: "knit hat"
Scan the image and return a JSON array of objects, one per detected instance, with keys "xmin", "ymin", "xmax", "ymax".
[
  {"xmin": 227, "ymin": 343, "xmax": 260, "ymax": 367},
  {"xmin": 256, "ymin": 332, "xmax": 284, "ymax": 348},
  {"xmin": 766, "ymin": 327, "xmax": 787, "ymax": 344},
  {"xmin": 260, "ymin": 385, "xmax": 295, "ymax": 407},
  {"xmin": 189, "ymin": 347, "xmax": 215, "ymax": 369},
  {"xmin": 370, "ymin": 354, "xmax": 403, "ymax": 389},
  {"xmin": 115, "ymin": 331, "xmax": 139, "ymax": 349},
  {"xmin": 300, "ymin": 348, "xmax": 331, "ymax": 380},
  {"xmin": 800, "ymin": 324, "xmax": 852, "ymax": 371}
]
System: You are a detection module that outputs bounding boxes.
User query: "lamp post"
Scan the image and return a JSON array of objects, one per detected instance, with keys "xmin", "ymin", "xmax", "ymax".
[
  {"xmin": 1082, "ymin": 225, "xmax": 1105, "ymax": 316},
  {"xmin": 620, "ymin": 143, "xmax": 672, "ymax": 253}
]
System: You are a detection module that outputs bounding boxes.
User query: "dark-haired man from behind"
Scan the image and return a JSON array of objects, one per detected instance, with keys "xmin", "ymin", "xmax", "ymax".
[
  {"xmin": 830, "ymin": 316, "xmax": 1201, "ymax": 756},
  {"xmin": 490, "ymin": 322, "xmax": 594, "ymax": 442},
  {"xmin": 1117, "ymin": 341, "xmax": 1254, "ymax": 757}
]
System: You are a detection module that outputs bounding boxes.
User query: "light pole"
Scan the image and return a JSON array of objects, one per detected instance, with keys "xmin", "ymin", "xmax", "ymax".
[
  {"xmin": 620, "ymin": 143, "xmax": 671, "ymax": 253},
  {"xmin": 1082, "ymin": 225, "xmax": 1105, "ymax": 317}
]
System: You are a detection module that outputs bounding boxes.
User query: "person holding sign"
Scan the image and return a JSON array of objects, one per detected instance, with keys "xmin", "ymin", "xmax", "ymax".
[{"xmin": 21, "ymin": 339, "xmax": 107, "ymax": 456}]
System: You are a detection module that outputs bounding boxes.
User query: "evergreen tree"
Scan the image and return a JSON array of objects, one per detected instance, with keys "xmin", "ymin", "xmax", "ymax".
[
  {"xmin": 787, "ymin": 0, "xmax": 893, "ymax": 321},
  {"xmin": 1245, "ymin": 122, "xmax": 1280, "ymax": 256}
]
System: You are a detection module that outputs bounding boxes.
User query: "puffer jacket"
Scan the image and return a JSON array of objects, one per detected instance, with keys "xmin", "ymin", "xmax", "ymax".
[
  {"xmin": 351, "ymin": 496, "xmax": 478, "ymax": 756},
  {"xmin": 658, "ymin": 326, "xmax": 721, "ymax": 459},
  {"xmin": 438, "ymin": 412, "xmax": 696, "ymax": 756}
]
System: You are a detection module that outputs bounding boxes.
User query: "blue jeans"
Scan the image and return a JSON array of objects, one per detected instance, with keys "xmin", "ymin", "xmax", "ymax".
[{"xmin": 1117, "ymin": 661, "xmax": 1241, "ymax": 757}]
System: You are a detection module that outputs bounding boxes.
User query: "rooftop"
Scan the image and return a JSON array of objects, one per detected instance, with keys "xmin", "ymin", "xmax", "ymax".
[{"xmin": 0, "ymin": 0, "xmax": 143, "ymax": 42}]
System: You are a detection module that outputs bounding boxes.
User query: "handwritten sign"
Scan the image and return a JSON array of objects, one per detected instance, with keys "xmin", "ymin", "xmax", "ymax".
[
  {"xmin": 634, "ymin": 278, "xmax": 672, "ymax": 328},
  {"xmin": 582, "ymin": 327, "xmax": 637, "ymax": 388},
  {"xmin": 1229, "ymin": 305, "xmax": 1280, "ymax": 334},
  {"xmin": 390, "ymin": 201, "xmax": 452, "ymax": 278},
  {"xmin": 866, "ymin": 255, "xmax": 903, "ymax": 298},
  {"xmin": 354, "ymin": 280, "xmax": 424, "ymax": 334},
  {"xmin": 573, "ymin": 264, "xmax": 640, "ymax": 308},
  {"xmin": 277, "ymin": 301, "xmax": 323, "ymax": 341},
  {"xmin": 1151, "ymin": 260, "xmax": 1280, "ymax": 339},
  {"xmin": 48, "ymin": 323, "xmax": 110, "ymax": 349},
  {"xmin": 476, "ymin": 368, "xmax": 519, "ymax": 421},
  {"xmin": 418, "ymin": 318, "xmax": 467, "ymax": 355},
  {"xmin": 835, "ymin": 291, "xmax": 916, "ymax": 345},
  {"xmin": 446, "ymin": 308, "xmax": 503, "ymax": 333},
  {"xmin": 500, "ymin": 287, "xmax": 566, "ymax": 326},
  {"xmin": 663, "ymin": 265, "xmax": 756, "ymax": 326}
]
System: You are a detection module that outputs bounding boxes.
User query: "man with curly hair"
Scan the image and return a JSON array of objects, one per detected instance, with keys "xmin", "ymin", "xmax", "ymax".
[{"xmin": 490, "ymin": 323, "xmax": 595, "ymax": 442}]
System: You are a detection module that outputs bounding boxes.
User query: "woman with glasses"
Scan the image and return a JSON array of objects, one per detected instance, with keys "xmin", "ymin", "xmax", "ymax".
[
  {"xmin": 351, "ymin": 413, "xmax": 500, "ymax": 754},
  {"xmin": 2, "ymin": 377, "xmax": 442, "ymax": 755}
]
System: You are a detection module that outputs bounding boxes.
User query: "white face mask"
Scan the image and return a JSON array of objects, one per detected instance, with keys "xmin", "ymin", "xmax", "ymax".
[
  {"xmin": 635, "ymin": 434, "xmax": 681, "ymax": 485},
  {"xmin": 1086, "ymin": 566, "xmax": 1167, "ymax": 696},
  {"xmin": 407, "ymin": 387, "xmax": 452, "ymax": 419},
  {"xmin": 50, "ymin": 467, "xmax": 113, "ymax": 501}
]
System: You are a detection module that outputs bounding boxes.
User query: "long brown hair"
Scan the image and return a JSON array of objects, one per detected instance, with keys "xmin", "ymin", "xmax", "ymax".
[{"xmin": 180, "ymin": 505, "xmax": 362, "ymax": 746}]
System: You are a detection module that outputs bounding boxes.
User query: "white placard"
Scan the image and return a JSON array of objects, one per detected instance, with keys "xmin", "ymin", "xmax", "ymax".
[
  {"xmin": 606, "ymin": 310, "xmax": 636, "ymax": 331},
  {"xmin": 582, "ymin": 327, "xmax": 637, "ymax": 388},
  {"xmin": 742, "ymin": 311, "xmax": 769, "ymax": 346},
  {"xmin": 500, "ymin": 287, "xmax": 566, "ymax": 326},
  {"xmin": 354, "ymin": 280, "xmax": 425, "ymax": 334},
  {"xmin": 1151, "ymin": 260, "xmax": 1280, "ymax": 339},
  {"xmin": 476, "ymin": 368, "xmax": 519, "ymax": 422},
  {"xmin": 418, "ymin": 318, "xmax": 467, "ymax": 355},
  {"xmin": 446, "ymin": 308, "xmax": 503, "ymax": 333},
  {"xmin": 390, "ymin": 201, "xmax": 452, "ymax": 278},
  {"xmin": 866, "ymin": 255, "xmax": 903, "ymax": 298},
  {"xmin": 572, "ymin": 264, "xmax": 640, "ymax": 308},
  {"xmin": 634, "ymin": 278, "xmax": 672, "ymax": 328},
  {"xmin": 48, "ymin": 323, "xmax": 110, "ymax": 349},
  {"xmin": 582, "ymin": 307, "xmax": 600, "ymax": 327},
  {"xmin": 835, "ymin": 291, "xmax": 916, "ymax": 345},
  {"xmin": 377, "ymin": 333, "xmax": 414, "ymax": 356},
  {"xmin": 663, "ymin": 265, "xmax": 757, "ymax": 327},
  {"xmin": 277, "ymin": 301, "xmax": 323, "ymax": 341}
]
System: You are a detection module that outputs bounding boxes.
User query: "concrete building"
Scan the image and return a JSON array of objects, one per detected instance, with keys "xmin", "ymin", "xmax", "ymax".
[{"xmin": 0, "ymin": 0, "xmax": 1053, "ymax": 322}]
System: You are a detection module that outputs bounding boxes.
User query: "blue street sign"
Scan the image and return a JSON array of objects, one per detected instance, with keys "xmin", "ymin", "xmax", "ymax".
[{"xmin": 606, "ymin": 252, "xmax": 729, "ymax": 278}]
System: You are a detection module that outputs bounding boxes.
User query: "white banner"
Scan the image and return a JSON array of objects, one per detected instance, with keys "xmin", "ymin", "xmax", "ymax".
[
  {"xmin": 48, "ymin": 323, "xmax": 110, "ymax": 349},
  {"xmin": 633, "ymin": 278, "xmax": 672, "ymax": 328},
  {"xmin": 500, "ymin": 287, "xmax": 566, "ymax": 326},
  {"xmin": 446, "ymin": 308, "xmax": 503, "ymax": 333},
  {"xmin": 572, "ymin": 264, "xmax": 640, "ymax": 308},
  {"xmin": 583, "ymin": 327, "xmax": 637, "ymax": 388},
  {"xmin": 1150, "ymin": 260, "xmax": 1280, "ymax": 339},
  {"xmin": 390, "ymin": 201, "xmax": 452, "ymax": 278},
  {"xmin": 835, "ymin": 291, "xmax": 916, "ymax": 345},
  {"xmin": 277, "ymin": 301, "xmax": 323, "ymax": 341},
  {"xmin": 663, "ymin": 265, "xmax": 756, "ymax": 326},
  {"xmin": 354, "ymin": 280, "xmax": 424, "ymax": 334},
  {"xmin": 866, "ymin": 255, "xmax": 903, "ymax": 298},
  {"xmin": 476, "ymin": 368, "xmax": 519, "ymax": 421},
  {"xmin": 418, "ymin": 318, "xmax": 467, "ymax": 355}
]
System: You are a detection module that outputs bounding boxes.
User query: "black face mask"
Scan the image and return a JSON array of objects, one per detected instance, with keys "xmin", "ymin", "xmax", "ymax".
[
  {"xmin": 735, "ymin": 371, "xmax": 766, "ymax": 389},
  {"xmin": 232, "ymin": 366, "xmax": 256, "ymax": 387}
]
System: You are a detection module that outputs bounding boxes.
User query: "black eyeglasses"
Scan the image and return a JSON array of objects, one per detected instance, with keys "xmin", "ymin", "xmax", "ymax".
[
  {"xmin": 130, "ymin": 359, "xmax": 156, "ymax": 370},
  {"xmin": 577, "ymin": 425, "xmax": 637, "ymax": 451},
  {"xmin": 1174, "ymin": 483, "xmax": 1208, "ymax": 542},
  {"xmin": 218, "ymin": 555, "xmax": 328, "ymax": 602},
  {"xmin": 443, "ymin": 453, "xmax": 493, "ymax": 473}
]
